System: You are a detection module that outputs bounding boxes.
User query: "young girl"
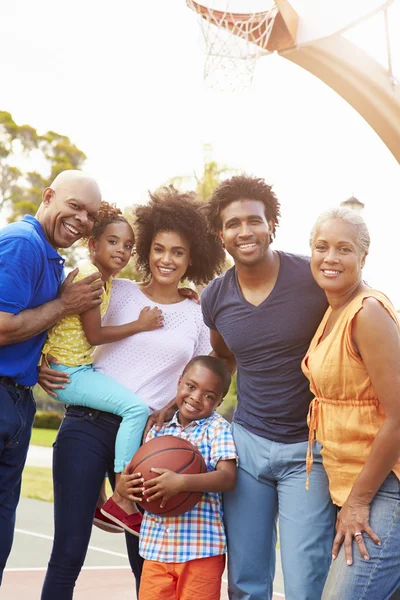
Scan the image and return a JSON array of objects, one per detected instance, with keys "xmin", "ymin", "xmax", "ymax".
[{"xmin": 43, "ymin": 201, "xmax": 163, "ymax": 536}]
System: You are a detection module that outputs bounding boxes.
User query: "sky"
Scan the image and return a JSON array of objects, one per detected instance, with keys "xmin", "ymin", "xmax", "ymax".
[{"xmin": 1, "ymin": 0, "xmax": 400, "ymax": 302}]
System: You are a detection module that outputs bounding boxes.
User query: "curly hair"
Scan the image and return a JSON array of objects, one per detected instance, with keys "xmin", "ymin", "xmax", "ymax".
[
  {"xmin": 133, "ymin": 186, "xmax": 226, "ymax": 285},
  {"xmin": 82, "ymin": 201, "xmax": 133, "ymax": 243},
  {"xmin": 206, "ymin": 174, "xmax": 281, "ymax": 240}
]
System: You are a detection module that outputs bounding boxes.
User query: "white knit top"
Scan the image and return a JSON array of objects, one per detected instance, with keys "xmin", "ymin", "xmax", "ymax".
[{"xmin": 94, "ymin": 279, "xmax": 211, "ymax": 412}]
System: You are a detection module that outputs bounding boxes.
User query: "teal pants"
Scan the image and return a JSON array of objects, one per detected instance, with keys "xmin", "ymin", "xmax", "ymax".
[{"xmin": 50, "ymin": 364, "xmax": 149, "ymax": 473}]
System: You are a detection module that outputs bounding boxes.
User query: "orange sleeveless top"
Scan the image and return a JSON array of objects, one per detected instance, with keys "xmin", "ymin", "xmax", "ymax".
[{"xmin": 302, "ymin": 290, "xmax": 400, "ymax": 507}]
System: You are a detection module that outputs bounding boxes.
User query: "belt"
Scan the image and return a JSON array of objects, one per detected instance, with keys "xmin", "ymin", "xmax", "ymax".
[{"xmin": 0, "ymin": 376, "xmax": 31, "ymax": 390}]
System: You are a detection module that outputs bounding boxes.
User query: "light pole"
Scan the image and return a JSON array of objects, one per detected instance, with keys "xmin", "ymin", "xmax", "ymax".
[{"xmin": 340, "ymin": 196, "xmax": 365, "ymax": 213}]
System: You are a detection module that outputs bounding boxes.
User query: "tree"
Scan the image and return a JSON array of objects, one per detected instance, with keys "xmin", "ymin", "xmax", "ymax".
[
  {"xmin": 0, "ymin": 111, "xmax": 87, "ymax": 222},
  {"xmin": 0, "ymin": 111, "xmax": 38, "ymax": 214},
  {"xmin": 167, "ymin": 143, "xmax": 237, "ymax": 202}
]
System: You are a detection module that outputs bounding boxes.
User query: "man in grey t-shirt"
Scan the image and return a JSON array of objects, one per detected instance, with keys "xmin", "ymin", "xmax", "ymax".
[{"xmin": 201, "ymin": 175, "xmax": 335, "ymax": 600}]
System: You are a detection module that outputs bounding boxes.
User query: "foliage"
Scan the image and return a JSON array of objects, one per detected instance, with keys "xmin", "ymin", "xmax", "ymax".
[
  {"xmin": 30, "ymin": 428, "xmax": 58, "ymax": 447},
  {"xmin": 1, "ymin": 111, "xmax": 87, "ymax": 267},
  {"xmin": 167, "ymin": 144, "xmax": 237, "ymax": 202},
  {"xmin": 0, "ymin": 111, "xmax": 87, "ymax": 220},
  {"xmin": 117, "ymin": 256, "xmax": 141, "ymax": 282},
  {"xmin": 217, "ymin": 373, "xmax": 237, "ymax": 422},
  {"xmin": 33, "ymin": 384, "xmax": 64, "ymax": 412},
  {"xmin": 33, "ymin": 410, "xmax": 63, "ymax": 430}
]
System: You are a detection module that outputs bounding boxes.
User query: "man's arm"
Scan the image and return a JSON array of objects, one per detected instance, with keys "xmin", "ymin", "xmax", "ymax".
[
  {"xmin": 0, "ymin": 269, "xmax": 103, "ymax": 346},
  {"xmin": 210, "ymin": 329, "xmax": 237, "ymax": 375}
]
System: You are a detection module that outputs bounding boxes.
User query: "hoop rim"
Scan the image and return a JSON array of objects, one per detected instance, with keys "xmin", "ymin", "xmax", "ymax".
[{"xmin": 187, "ymin": 0, "xmax": 277, "ymax": 25}]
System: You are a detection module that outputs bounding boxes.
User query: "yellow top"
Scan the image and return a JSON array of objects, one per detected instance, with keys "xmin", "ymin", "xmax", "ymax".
[
  {"xmin": 42, "ymin": 262, "xmax": 112, "ymax": 367},
  {"xmin": 302, "ymin": 289, "xmax": 400, "ymax": 507}
]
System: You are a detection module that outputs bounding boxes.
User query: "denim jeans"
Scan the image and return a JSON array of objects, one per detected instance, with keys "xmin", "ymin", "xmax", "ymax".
[
  {"xmin": 51, "ymin": 363, "xmax": 150, "ymax": 472},
  {"xmin": 322, "ymin": 473, "xmax": 400, "ymax": 600},
  {"xmin": 224, "ymin": 422, "xmax": 336, "ymax": 600},
  {"xmin": 0, "ymin": 380, "xmax": 36, "ymax": 583},
  {"xmin": 41, "ymin": 406, "xmax": 143, "ymax": 600}
]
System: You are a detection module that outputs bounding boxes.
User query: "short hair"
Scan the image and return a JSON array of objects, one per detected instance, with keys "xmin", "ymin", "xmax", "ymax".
[
  {"xmin": 133, "ymin": 186, "xmax": 226, "ymax": 285},
  {"xmin": 182, "ymin": 355, "xmax": 232, "ymax": 398},
  {"xmin": 206, "ymin": 174, "xmax": 281, "ymax": 240},
  {"xmin": 309, "ymin": 207, "xmax": 370, "ymax": 256},
  {"xmin": 83, "ymin": 201, "xmax": 133, "ymax": 243}
]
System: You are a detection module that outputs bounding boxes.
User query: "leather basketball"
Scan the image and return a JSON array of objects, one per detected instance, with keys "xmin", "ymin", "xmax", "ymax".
[{"xmin": 128, "ymin": 435, "xmax": 207, "ymax": 517}]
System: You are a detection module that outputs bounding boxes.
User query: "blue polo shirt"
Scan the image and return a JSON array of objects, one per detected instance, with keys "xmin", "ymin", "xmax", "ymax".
[{"xmin": 0, "ymin": 215, "xmax": 65, "ymax": 385}]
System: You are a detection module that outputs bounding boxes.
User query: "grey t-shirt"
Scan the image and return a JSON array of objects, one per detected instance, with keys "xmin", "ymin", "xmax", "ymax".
[{"xmin": 201, "ymin": 251, "xmax": 328, "ymax": 443}]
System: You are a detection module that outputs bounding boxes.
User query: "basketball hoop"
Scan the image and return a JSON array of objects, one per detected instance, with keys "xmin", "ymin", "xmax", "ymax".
[{"xmin": 186, "ymin": 1, "xmax": 279, "ymax": 92}]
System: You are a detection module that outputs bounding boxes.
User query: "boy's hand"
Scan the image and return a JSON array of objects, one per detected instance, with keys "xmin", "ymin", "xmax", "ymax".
[
  {"xmin": 137, "ymin": 306, "xmax": 164, "ymax": 331},
  {"xmin": 116, "ymin": 466, "xmax": 145, "ymax": 502},
  {"xmin": 142, "ymin": 468, "xmax": 185, "ymax": 508}
]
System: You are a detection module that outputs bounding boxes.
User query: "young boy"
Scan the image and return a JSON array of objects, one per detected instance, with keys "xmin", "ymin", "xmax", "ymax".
[{"xmin": 137, "ymin": 355, "xmax": 237, "ymax": 600}]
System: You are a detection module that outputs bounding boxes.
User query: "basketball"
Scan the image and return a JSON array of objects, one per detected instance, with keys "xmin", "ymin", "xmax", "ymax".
[{"xmin": 128, "ymin": 435, "xmax": 207, "ymax": 517}]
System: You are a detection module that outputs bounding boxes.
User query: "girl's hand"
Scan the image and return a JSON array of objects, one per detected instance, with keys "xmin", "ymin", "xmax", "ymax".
[
  {"xmin": 137, "ymin": 306, "xmax": 164, "ymax": 331},
  {"xmin": 38, "ymin": 354, "xmax": 69, "ymax": 398},
  {"xmin": 116, "ymin": 467, "xmax": 145, "ymax": 502},
  {"xmin": 332, "ymin": 499, "xmax": 381, "ymax": 565},
  {"xmin": 142, "ymin": 468, "xmax": 184, "ymax": 508}
]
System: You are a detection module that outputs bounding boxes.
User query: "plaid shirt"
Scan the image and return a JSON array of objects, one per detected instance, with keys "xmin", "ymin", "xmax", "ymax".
[{"xmin": 139, "ymin": 411, "xmax": 237, "ymax": 563}]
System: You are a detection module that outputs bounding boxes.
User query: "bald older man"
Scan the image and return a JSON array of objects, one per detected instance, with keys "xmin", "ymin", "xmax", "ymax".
[{"xmin": 0, "ymin": 170, "xmax": 103, "ymax": 580}]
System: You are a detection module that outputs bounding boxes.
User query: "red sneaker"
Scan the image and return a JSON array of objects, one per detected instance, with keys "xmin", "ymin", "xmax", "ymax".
[
  {"xmin": 93, "ymin": 507, "xmax": 124, "ymax": 533},
  {"xmin": 100, "ymin": 498, "xmax": 142, "ymax": 537}
]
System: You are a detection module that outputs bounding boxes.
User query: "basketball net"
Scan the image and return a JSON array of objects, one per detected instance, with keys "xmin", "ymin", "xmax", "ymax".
[{"xmin": 186, "ymin": 1, "xmax": 278, "ymax": 92}]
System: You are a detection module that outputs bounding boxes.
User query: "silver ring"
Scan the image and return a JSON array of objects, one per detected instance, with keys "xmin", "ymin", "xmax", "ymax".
[{"xmin": 354, "ymin": 531, "xmax": 363, "ymax": 538}]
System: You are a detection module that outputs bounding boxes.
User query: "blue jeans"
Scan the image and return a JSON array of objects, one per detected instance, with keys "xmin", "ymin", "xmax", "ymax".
[
  {"xmin": 41, "ymin": 406, "xmax": 143, "ymax": 600},
  {"xmin": 0, "ymin": 380, "xmax": 36, "ymax": 583},
  {"xmin": 224, "ymin": 422, "xmax": 336, "ymax": 600},
  {"xmin": 322, "ymin": 473, "xmax": 400, "ymax": 600},
  {"xmin": 51, "ymin": 364, "xmax": 150, "ymax": 472}
]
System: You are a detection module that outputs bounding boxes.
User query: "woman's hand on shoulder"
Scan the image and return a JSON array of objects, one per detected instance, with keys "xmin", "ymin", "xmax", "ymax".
[{"xmin": 142, "ymin": 404, "xmax": 177, "ymax": 441}]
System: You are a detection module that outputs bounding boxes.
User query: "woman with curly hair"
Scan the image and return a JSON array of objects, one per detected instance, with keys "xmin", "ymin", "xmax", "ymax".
[
  {"xmin": 40, "ymin": 201, "xmax": 163, "ymax": 535},
  {"xmin": 39, "ymin": 187, "xmax": 225, "ymax": 600}
]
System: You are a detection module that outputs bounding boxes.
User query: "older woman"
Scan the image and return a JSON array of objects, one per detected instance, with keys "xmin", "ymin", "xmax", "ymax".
[
  {"xmin": 39, "ymin": 187, "xmax": 225, "ymax": 600},
  {"xmin": 303, "ymin": 207, "xmax": 400, "ymax": 599}
]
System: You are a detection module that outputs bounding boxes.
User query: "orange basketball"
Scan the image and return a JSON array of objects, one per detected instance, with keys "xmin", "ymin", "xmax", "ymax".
[{"xmin": 128, "ymin": 435, "xmax": 207, "ymax": 517}]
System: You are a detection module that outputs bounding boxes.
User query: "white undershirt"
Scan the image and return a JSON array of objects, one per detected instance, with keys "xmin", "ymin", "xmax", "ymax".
[{"xmin": 94, "ymin": 279, "xmax": 211, "ymax": 412}]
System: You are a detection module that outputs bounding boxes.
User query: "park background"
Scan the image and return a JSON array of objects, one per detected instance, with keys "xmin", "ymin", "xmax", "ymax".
[{"xmin": 1, "ymin": 0, "xmax": 399, "ymax": 520}]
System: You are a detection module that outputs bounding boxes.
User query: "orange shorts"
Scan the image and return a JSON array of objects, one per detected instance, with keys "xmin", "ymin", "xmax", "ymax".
[{"xmin": 138, "ymin": 554, "xmax": 226, "ymax": 600}]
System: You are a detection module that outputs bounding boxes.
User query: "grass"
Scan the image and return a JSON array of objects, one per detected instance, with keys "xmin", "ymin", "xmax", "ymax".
[
  {"xmin": 21, "ymin": 466, "xmax": 53, "ymax": 502},
  {"xmin": 30, "ymin": 428, "xmax": 57, "ymax": 447},
  {"xmin": 20, "ymin": 461, "xmax": 113, "ymax": 504}
]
